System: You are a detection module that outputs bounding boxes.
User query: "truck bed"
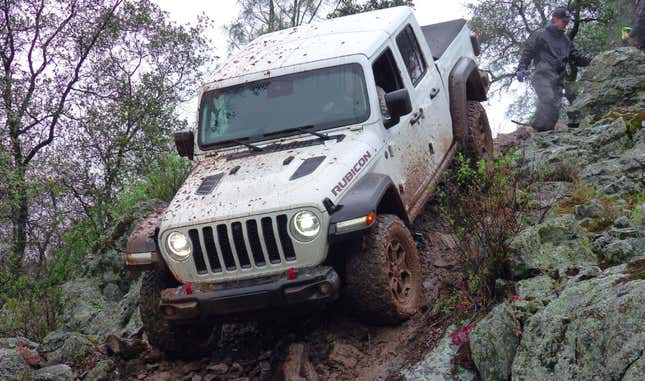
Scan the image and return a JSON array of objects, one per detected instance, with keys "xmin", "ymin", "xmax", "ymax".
[{"xmin": 420, "ymin": 19, "xmax": 468, "ymax": 60}]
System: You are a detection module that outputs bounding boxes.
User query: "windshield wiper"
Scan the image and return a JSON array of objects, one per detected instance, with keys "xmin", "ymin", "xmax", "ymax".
[
  {"xmin": 260, "ymin": 125, "xmax": 333, "ymax": 141},
  {"xmin": 230, "ymin": 139, "xmax": 263, "ymax": 152},
  {"xmin": 292, "ymin": 125, "xmax": 333, "ymax": 141}
]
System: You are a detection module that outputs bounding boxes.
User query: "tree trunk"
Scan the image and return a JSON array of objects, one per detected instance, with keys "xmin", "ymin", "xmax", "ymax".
[
  {"xmin": 9, "ymin": 129, "xmax": 28, "ymax": 276},
  {"xmin": 269, "ymin": 0, "xmax": 276, "ymax": 32}
]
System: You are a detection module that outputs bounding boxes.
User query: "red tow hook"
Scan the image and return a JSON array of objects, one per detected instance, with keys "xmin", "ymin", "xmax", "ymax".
[
  {"xmin": 185, "ymin": 281, "xmax": 193, "ymax": 295},
  {"xmin": 288, "ymin": 267, "xmax": 297, "ymax": 280}
]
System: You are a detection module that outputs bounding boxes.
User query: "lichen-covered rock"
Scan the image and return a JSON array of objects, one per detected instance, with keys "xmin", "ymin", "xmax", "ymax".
[
  {"xmin": 40, "ymin": 331, "xmax": 95, "ymax": 366},
  {"xmin": 0, "ymin": 337, "xmax": 37, "ymax": 380},
  {"xmin": 510, "ymin": 215, "xmax": 596, "ymax": 278},
  {"xmin": 57, "ymin": 276, "xmax": 140, "ymax": 338},
  {"xmin": 85, "ymin": 359, "xmax": 117, "ymax": 381},
  {"xmin": 593, "ymin": 215, "xmax": 645, "ymax": 265},
  {"xmin": 574, "ymin": 199, "xmax": 604, "ymax": 220},
  {"xmin": 469, "ymin": 303, "xmax": 520, "ymax": 381},
  {"xmin": 517, "ymin": 275, "xmax": 558, "ymax": 305},
  {"xmin": 567, "ymin": 47, "xmax": 645, "ymax": 125},
  {"xmin": 511, "ymin": 259, "xmax": 645, "ymax": 380},
  {"xmin": 520, "ymin": 117, "xmax": 644, "ymax": 198},
  {"xmin": 31, "ymin": 364, "xmax": 74, "ymax": 381},
  {"xmin": 402, "ymin": 325, "xmax": 476, "ymax": 381}
]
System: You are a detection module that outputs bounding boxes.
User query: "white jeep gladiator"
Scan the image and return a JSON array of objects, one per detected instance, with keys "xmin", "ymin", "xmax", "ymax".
[{"xmin": 126, "ymin": 7, "xmax": 492, "ymax": 355}]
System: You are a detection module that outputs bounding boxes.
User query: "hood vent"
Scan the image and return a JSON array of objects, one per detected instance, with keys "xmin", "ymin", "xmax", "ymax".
[
  {"xmin": 196, "ymin": 173, "xmax": 224, "ymax": 195},
  {"xmin": 290, "ymin": 156, "xmax": 326, "ymax": 181}
]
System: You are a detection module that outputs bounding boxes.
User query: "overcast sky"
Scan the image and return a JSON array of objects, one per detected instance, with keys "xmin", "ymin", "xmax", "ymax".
[{"xmin": 153, "ymin": 0, "xmax": 518, "ymax": 135}]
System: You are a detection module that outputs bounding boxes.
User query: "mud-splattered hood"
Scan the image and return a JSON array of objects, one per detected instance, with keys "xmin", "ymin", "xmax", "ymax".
[{"xmin": 159, "ymin": 127, "xmax": 382, "ymax": 231}]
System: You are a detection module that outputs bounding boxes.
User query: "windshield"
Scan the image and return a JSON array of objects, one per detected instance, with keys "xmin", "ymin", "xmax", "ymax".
[{"xmin": 198, "ymin": 64, "xmax": 369, "ymax": 147}]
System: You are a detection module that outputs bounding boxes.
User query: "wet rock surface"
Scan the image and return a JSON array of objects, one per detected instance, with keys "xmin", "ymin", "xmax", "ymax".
[
  {"xmin": 567, "ymin": 47, "xmax": 645, "ymax": 126},
  {"xmin": 402, "ymin": 325, "xmax": 476, "ymax": 381},
  {"xmin": 512, "ymin": 259, "xmax": 645, "ymax": 380},
  {"xmin": 469, "ymin": 303, "xmax": 520, "ymax": 381},
  {"xmin": 463, "ymin": 47, "xmax": 645, "ymax": 380}
]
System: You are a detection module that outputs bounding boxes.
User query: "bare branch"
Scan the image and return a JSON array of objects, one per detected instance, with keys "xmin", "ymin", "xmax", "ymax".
[{"xmin": 24, "ymin": 0, "xmax": 125, "ymax": 165}]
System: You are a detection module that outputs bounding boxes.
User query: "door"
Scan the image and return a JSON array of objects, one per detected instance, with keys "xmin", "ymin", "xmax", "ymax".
[{"xmin": 392, "ymin": 23, "xmax": 440, "ymax": 208}]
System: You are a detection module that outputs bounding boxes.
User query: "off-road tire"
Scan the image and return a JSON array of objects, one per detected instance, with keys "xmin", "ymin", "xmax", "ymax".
[
  {"xmin": 140, "ymin": 269, "xmax": 220, "ymax": 357},
  {"xmin": 463, "ymin": 101, "xmax": 494, "ymax": 160},
  {"xmin": 345, "ymin": 214, "xmax": 422, "ymax": 324}
]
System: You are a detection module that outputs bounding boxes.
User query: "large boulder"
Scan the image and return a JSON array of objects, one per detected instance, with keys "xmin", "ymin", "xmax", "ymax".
[
  {"xmin": 567, "ymin": 47, "xmax": 645, "ymax": 125},
  {"xmin": 509, "ymin": 215, "xmax": 596, "ymax": 278},
  {"xmin": 469, "ymin": 303, "xmax": 520, "ymax": 381},
  {"xmin": 511, "ymin": 258, "xmax": 645, "ymax": 380},
  {"xmin": 57, "ymin": 277, "xmax": 141, "ymax": 338}
]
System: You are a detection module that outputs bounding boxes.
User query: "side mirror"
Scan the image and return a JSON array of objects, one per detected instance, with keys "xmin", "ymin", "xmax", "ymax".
[
  {"xmin": 383, "ymin": 89, "xmax": 413, "ymax": 129},
  {"xmin": 174, "ymin": 130, "xmax": 194, "ymax": 160}
]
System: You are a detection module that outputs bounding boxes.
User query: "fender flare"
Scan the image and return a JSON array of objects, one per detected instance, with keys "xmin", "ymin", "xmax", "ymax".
[
  {"xmin": 449, "ymin": 57, "xmax": 489, "ymax": 144},
  {"xmin": 125, "ymin": 208, "xmax": 166, "ymax": 271},
  {"xmin": 328, "ymin": 173, "xmax": 408, "ymax": 239}
]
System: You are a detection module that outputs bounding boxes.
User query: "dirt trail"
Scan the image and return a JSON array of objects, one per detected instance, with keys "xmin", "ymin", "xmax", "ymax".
[{"xmin": 114, "ymin": 202, "xmax": 463, "ymax": 381}]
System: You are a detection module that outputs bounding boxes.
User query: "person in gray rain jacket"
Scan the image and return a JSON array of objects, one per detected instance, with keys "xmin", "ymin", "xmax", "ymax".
[
  {"xmin": 624, "ymin": 0, "xmax": 645, "ymax": 49},
  {"xmin": 516, "ymin": 6, "xmax": 592, "ymax": 131}
]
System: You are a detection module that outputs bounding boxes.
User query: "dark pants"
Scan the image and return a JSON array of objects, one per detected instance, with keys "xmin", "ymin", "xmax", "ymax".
[{"xmin": 531, "ymin": 71, "xmax": 564, "ymax": 131}]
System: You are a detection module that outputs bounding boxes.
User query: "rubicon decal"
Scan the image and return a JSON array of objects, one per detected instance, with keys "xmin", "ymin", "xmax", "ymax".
[{"xmin": 331, "ymin": 151, "xmax": 371, "ymax": 196}]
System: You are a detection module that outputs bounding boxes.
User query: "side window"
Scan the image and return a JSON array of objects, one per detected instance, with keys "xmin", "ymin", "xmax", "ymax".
[
  {"xmin": 372, "ymin": 48, "xmax": 403, "ymax": 117},
  {"xmin": 396, "ymin": 25, "xmax": 427, "ymax": 86}
]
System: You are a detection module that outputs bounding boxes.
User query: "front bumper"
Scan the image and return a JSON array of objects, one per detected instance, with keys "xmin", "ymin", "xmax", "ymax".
[{"xmin": 159, "ymin": 266, "xmax": 340, "ymax": 321}]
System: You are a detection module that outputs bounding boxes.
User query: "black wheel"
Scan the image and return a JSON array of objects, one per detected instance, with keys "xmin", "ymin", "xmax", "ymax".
[
  {"xmin": 464, "ymin": 101, "xmax": 494, "ymax": 160},
  {"xmin": 345, "ymin": 214, "xmax": 422, "ymax": 324},
  {"xmin": 140, "ymin": 269, "xmax": 220, "ymax": 357}
]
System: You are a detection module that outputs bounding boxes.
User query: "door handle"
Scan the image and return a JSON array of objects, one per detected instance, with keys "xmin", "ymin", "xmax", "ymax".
[
  {"xmin": 430, "ymin": 87, "xmax": 440, "ymax": 99},
  {"xmin": 410, "ymin": 108, "xmax": 424, "ymax": 125}
]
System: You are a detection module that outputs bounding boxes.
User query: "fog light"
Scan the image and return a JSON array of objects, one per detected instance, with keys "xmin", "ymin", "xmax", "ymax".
[{"xmin": 319, "ymin": 282, "xmax": 332, "ymax": 295}]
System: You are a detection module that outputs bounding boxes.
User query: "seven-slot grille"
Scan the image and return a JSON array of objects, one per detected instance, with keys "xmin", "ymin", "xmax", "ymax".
[{"xmin": 187, "ymin": 215, "xmax": 296, "ymax": 275}]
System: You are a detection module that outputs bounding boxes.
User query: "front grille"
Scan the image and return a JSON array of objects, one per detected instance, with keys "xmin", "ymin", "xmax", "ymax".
[{"xmin": 188, "ymin": 214, "xmax": 297, "ymax": 275}]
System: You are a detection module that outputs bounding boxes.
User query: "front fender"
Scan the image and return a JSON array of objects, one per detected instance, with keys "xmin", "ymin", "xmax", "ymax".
[
  {"xmin": 328, "ymin": 173, "xmax": 407, "ymax": 240},
  {"xmin": 125, "ymin": 208, "xmax": 165, "ymax": 271}
]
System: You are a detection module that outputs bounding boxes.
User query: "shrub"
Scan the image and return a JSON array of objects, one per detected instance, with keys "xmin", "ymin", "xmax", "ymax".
[{"xmin": 438, "ymin": 151, "xmax": 531, "ymax": 304}]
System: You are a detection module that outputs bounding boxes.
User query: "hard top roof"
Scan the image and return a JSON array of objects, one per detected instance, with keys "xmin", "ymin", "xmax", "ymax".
[{"xmin": 209, "ymin": 6, "xmax": 413, "ymax": 83}]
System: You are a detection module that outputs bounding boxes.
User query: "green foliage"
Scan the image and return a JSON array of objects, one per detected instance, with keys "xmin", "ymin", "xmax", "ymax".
[
  {"xmin": 227, "ymin": 0, "xmax": 333, "ymax": 49},
  {"xmin": 328, "ymin": 0, "xmax": 413, "ymax": 18},
  {"xmin": 439, "ymin": 151, "xmax": 531, "ymax": 303},
  {"xmin": 0, "ymin": 153, "xmax": 190, "ymax": 340},
  {"xmin": 0, "ymin": 274, "xmax": 63, "ymax": 341},
  {"xmin": 0, "ymin": 0, "xmax": 207, "ymax": 341},
  {"xmin": 114, "ymin": 153, "xmax": 191, "ymax": 214}
]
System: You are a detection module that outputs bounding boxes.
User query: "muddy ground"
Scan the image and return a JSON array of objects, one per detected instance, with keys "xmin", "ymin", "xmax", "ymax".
[{"xmin": 103, "ymin": 201, "xmax": 465, "ymax": 381}]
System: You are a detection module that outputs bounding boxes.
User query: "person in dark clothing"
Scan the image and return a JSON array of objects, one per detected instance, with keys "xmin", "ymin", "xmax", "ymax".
[
  {"xmin": 624, "ymin": 0, "xmax": 645, "ymax": 49},
  {"xmin": 516, "ymin": 7, "xmax": 592, "ymax": 131}
]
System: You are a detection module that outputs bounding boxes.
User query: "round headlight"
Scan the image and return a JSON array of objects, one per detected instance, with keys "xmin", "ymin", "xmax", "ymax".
[
  {"xmin": 290, "ymin": 211, "xmax": 321, "ymax": 242},
  {"xmin": 167, "ymin": 231, "xmax": 191, "ymax": 260}
]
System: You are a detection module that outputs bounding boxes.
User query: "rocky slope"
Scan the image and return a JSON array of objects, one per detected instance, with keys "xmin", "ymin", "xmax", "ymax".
[
  {"xmin": 0, "ymin": 47, "xmax": 643, "ymax": 381},
  {"xmin": 464, "ymin": 47, "xmax": 644, "ymax": 381}
]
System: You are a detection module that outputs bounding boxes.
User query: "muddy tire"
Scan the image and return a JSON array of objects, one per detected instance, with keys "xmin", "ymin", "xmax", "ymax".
[
  {"xmin": 140, "ymin": 269, "xmax": 219, "ymax": 357},
  {"xmin": 345, "ymin": 214, "xmax": 422, "ymax": 324},
  {"xmin": 463, "ymin": 101, "xmax": 494, "ymax": 160}
]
